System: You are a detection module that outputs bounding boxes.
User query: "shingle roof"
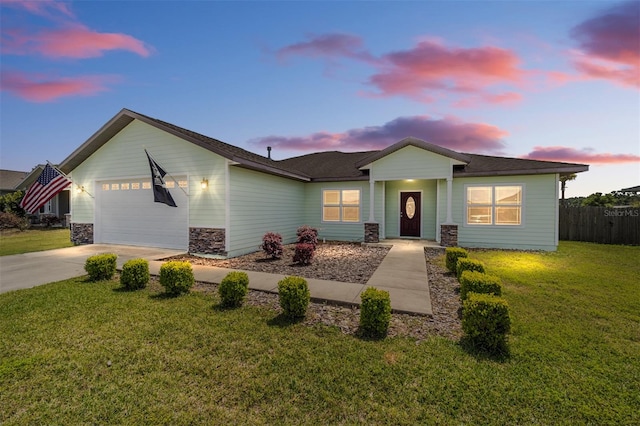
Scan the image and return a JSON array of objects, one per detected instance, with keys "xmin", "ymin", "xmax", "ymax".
[
  {"xmin": 0, "ymin": 169, "xmax": 29, "ymax": 191},
  {"xmin": 59, "ymin": 108, "xmax": 588, "ymax": 181},
  {"xmin": 455, "ymin": 153, "xmax": 588, "ymax": 177},
  {"xmin": 277, "ymin": 151, "xmax": 373, "ymax": 181}
]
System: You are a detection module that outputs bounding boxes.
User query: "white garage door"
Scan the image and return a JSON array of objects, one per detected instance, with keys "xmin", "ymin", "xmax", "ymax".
[{"xmin": 96, "ymin": 177, "xmax": 189, "ymax": 250}]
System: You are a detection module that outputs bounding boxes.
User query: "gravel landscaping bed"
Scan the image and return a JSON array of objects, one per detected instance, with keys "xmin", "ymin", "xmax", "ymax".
[
  {"xmin": 172, "ymin": 242, "xmax": 391, "ymax": 284},
  {"xmin": 175, "ymin": 244, "xmax": 462, "ymax": 341}
]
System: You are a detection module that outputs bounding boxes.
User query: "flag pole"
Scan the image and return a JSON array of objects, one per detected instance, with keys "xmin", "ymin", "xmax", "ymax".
[
  {"xmin": 144, "ymin": 150, "xmax": 189, "ymax": 197},
  {"xmin": 47, "ymin": 161, "xmax": 94, "ymax": 198}
]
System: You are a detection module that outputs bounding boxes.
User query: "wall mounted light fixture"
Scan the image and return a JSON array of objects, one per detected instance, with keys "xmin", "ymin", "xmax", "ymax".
[
  {"xmin": 201, "ymin": 178, "xmax": 209, "ymax": 190},
  {"xmin": 76, "ymin": 185, "xmax": 85, "ymax": 194}
]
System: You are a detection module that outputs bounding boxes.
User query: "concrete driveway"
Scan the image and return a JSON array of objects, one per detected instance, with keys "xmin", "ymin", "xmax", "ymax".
[{"xmin": 0, "ymin": 244, "xmax": 185, "ymax": 294}]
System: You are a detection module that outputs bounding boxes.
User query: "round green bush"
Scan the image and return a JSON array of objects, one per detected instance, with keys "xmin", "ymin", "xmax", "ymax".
[
  {"xmin": 219, "ymin": 271, "xmax": 249, "ymax": 307},
  {"xmin": 359, "ymin": 287, "xmax": 391, "ymax": 338},
  {"xmin": 278, "ymin": 276, "xmax": 310, "ymax": 318},
  {"xmin": 120, "ymin": 258, "xmax": 149, "ymax": 290},
  {"xmin": 159, "ymin": 261, "xmax": 194, "ymax": 295},
  {"xmin": 85, "ymin": 253, "xmax": 117, "ymax": 282}
]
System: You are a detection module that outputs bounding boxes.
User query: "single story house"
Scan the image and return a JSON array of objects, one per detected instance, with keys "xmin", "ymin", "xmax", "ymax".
[
  {"xmin": 59, "ymin": 108, "xmax": 588, "ymax": 256},
  {"xmin": 0, "ymin": 169, "xmax": 29, "ymax": 195}
]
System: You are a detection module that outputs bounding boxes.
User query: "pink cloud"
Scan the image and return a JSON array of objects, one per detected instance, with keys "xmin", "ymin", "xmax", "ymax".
[
  {"xmin": 570, "ymin": 1, "xmax": 640, "ymax": 88},
  {"xmin": 0, "ymin": 0, "xmax": 74, "ymax": 19},
  {"xmin": 250, "ymin": 115, "xmax": 508, "ymax": 154},
  {"xmin": 523, "ymin": 146, "xmax": 640, "ymax": 164},
  {"xmin": 370, "ymin": 40, "xmax": 525, "ymax": 99},
  {"xmin": 0, "ymin": 70, "xmax": 117, "ymax": 102},
  {"xmin": 2, "ymin": 24, "xmax": 152, "ymax": 58},
  {"xmin": 273, "ymin": 33, "xmax": 526, "ymax": 105},
  {"xmin": 275, "ymin": 33, "xmax": 374, "ymax": 63}
]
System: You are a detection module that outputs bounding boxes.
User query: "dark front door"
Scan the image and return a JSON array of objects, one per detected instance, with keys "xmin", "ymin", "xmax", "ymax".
[{"xmin": 400, "ymin": 191, "xmax": 421, "ymax": 237}]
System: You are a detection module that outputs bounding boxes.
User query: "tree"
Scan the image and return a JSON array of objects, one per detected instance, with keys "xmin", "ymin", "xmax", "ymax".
[
  {"xmin": 581, "ymin": 192, "xmax": 616, "ymax": 207},
  {"xmin": 0, "ymin": 191, "xmax": 25, "ymax": 217},
  {"xmin": 559, "ymin": 173, "xmax": 577, "ymax": 206}
]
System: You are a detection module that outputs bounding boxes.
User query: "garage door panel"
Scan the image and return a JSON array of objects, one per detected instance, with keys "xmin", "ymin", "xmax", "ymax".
[{"xmin": 97, "ymin": 178, "xmax": 188, "ymax": 250}]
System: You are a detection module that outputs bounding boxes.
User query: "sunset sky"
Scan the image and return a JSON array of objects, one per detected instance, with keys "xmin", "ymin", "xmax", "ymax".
[{"xmin": 1, "ymin": 0, "xmax": 638, "ymax": 197}]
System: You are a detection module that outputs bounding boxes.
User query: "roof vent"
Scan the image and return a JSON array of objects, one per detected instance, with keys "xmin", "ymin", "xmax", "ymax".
[{"xmin": 267, "ymin": 146, "xmax": 272, "ymax": 159}]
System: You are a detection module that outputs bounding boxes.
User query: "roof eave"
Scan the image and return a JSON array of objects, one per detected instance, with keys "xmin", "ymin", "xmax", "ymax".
[
  {"xmin": 454, "ymin": 165, "xmax": 589, "ymax": 178},
  {"xmin": 232, "ymin": 159, "xmax": 311, "ymax": 182}
]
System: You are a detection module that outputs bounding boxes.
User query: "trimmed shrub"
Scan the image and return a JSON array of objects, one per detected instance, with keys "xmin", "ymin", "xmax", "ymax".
[
  {"xmin": 219, "ymin": 271, "xmax": 249, "ymax": 308},
  {"xmin": 459, "ymin": 270, "xmax": 502, "ymax": 300},
  {"xmin": 159, "ymin": 261, "xmax": 194, "ymax": 295},
  {"xmin": 462, "ymin": 292, "xmax": 511, "ymax": 354},
  {"xmin": 120, "ymin": 258, "xmax": 149, "ymax": 290},
  {"xmin": 85, "ymin": 253, "xmax": 117, "ymax": 281},
  {"xmin": 278, "ymin": 276, "xmax": 310, "ymax": 319},
  {"xmin": 456, "ymin": 257, "xmax": 486, "ymax": 281},
  {"xmin": 296, "ymin": 225, "xmax": 318, "ymax": 248},
  {"xmin": 0, "ymin": 212, "xmax": 29, "ymax": 230},
  {"xmin": 293, "ymin": 243, "xmax": 315, "ymax": 265},
  {"xmin": 261, "ymin": 232, "xmax": 283, "ymax": 259},
  {"xmin": 445, "ymin": 247, "xmax": 468, "ymax": 273},
  {"xmin": 359, "ymin": 287, "xmax": 392, "ymax": 338},
  {"xmin": 40, "ymin": 214, "xmax": 61, "ymax": 227}
]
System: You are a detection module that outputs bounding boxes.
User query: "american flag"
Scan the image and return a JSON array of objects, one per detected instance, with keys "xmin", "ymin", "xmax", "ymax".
[{"xmin": 19, "ymin": 164, "xmax": 71, "ymax": 214}]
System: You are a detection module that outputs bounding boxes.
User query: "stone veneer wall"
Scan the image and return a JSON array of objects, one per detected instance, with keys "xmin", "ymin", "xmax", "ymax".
[
  {"xmin": 440, "ymin": 224, "xmax": 458, "ymax": 247},
  {"xmin": 71, "ymin": 223, "xmax": 94, "ymax": 245},
  {"xmin": 364, "ymin": 222, "xmax": 380, "ymax": 243},
  {"xmin": 189, "ymin": 227, "xmax": 226, "ymax": 255}
]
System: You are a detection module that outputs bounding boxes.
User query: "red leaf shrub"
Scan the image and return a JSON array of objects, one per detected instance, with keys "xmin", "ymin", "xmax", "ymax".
[
  {"xmin": 296, "ymin": 225, "xmax": 318, "ymax": 248},
  {"xmin": 261, "ymin": 232, "xmax": 283, "ymax": 259},
  {"xmin": 293, "ymin": 243, "xmax": 315, "ymax": 265}
]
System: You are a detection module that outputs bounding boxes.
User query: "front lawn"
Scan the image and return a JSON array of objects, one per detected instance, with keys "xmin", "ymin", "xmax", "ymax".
[
  {"xmin": 0, "ymin": 228, "xmax": 73, "ymax": 256},
  {"xmin": 1, "ymin": 242, "xmax": 638, "ymax": 424}
]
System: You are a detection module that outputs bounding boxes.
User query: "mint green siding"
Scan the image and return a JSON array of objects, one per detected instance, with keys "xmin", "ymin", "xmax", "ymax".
[
  {"xmin": 384, "ymin": 180, "xmax": 438, "ymax": 239},
  {"xmin": 439, "ymin": 174, "xmax": 559, "ymax": 250},
  {"xmin": 303, "ymin": 181, "xmax": 374, "ymax": 242},
  {"xmin": 370, "ymin": 146, "xmax": 456, "ymax": 181},
  {"xmin": 70, "ymin": 120, "xmax": 227, "ymax": 227},
  {"xmin": 228, "ymin": 167, "xmax": 304, "ymax": 257}
]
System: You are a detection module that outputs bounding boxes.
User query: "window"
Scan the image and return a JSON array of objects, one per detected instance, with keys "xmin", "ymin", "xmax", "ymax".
[
  {"xmin": 466, "ymin": 185, "xmax": 522, "ymax": 226},
  {"xmin": 323, "ymin": 189, "xmax": 360, "ymax": 223}
]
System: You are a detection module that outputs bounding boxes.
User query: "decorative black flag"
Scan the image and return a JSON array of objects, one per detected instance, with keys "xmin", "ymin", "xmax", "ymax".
[{"xmin": 145, "ymin": 150, "xmax": 177, "ymax": 207}]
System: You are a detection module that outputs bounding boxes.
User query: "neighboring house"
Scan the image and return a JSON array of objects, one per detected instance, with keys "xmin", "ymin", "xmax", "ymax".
[
  {"xmin": 14, "ymin": 165, "xmax": 71, "ymax": 220},
  {"xmin": 59, "ymin": 109, "xmax": 588, "ymax": 255},
  {"xmin": 0, "ymin": 169, "xmax": 28, "ymax": 195},
  {"xmin": 620, "ymin": 185, "xmax": 640, "ymax": 194}
]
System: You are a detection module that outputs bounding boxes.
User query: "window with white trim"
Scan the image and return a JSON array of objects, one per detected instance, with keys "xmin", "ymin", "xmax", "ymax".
[
  {"xmin": 466, "ymin": 185, "xmax": 522, "ymax": 225},
  {"xmin": 323, "ymin": 189, "xmax": 361, "ymax": 222}
]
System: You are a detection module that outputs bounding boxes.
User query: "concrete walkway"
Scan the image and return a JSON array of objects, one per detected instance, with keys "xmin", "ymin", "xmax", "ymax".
[
  {"xmin": 150, "ymin": 238, "xmax": 438, "ymax": 315},
  {"xmin": 2, "ymin": 240, "xmax": 441, "ymax": 315}
]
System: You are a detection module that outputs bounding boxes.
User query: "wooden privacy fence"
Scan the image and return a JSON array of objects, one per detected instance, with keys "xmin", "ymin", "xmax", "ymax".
[{"xmin": 559, "ymin": 206, "xmax": 640, "ymax": 245}]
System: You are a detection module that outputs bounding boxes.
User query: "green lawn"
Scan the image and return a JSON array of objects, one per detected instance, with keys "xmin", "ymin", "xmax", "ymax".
[
  {"xmin": 1, "ymin": 242, "xmax": 638, "ymax": 424},
  {"xmin": 0, "ymin": 228, "xmax": 73, "ymax": 256}
]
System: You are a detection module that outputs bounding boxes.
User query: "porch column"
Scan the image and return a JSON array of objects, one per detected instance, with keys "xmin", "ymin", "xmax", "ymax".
[
  {"xmin": 368, "ymin": 179, "xmax": 375, "ymax": 222},
  {"xmin": 446, "ymin": 177, "xmax": 453, "ymax": 223},
  {"xmin": 441, "ymin": 177, "xmax": 458, "ymax": 247},
  {"xmin": 365, "ymin": 178, "xmax": 379, "ymax": 243}
]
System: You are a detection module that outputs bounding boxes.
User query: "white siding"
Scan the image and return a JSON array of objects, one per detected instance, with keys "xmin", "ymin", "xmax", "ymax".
[
  {"xmin": 227, "ymin": 167, "xmax": 305, "ymax": 257},
  {"xmin": 439, "ymin": 174, "xmax": 559, "ymax": 250}
]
